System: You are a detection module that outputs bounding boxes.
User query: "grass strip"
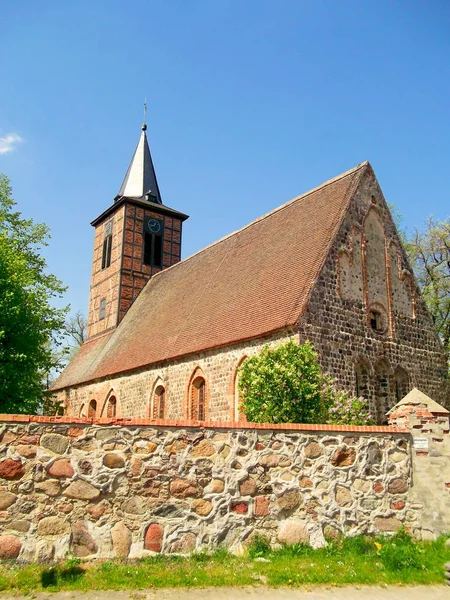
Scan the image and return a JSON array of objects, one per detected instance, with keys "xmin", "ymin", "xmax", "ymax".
[{"xmin": 0, "ymin": 531, "xmax": 449, "ymax": 594}]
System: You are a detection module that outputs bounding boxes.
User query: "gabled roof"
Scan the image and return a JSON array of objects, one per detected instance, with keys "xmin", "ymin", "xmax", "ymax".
[
  {"xmin": 387, "ymin": 388, "xmax": 449, "ymax": 414},
  {"xmin": 53, "ymin": 161, "xmax": 369, "ymax": 390},
  {"xmin": 117, "ymin": 125, "xmax": 163, "ymax": 203}
]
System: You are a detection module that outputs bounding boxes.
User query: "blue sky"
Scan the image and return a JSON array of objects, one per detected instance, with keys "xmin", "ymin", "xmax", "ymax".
[{"xmin": 1, "ymin": 1, "xmax": 449, "ymax": 315}]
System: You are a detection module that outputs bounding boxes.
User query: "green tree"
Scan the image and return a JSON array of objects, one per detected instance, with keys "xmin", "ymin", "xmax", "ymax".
[
  {"xmin": 408, "ymin": 217, "xmax": 450, "ymax": 362},
  {"xmin": 390, "ymin": 205, "xmax": 449, "ymax": 367},
  {"xmin": 238, "ymin": 339, "xmax": 328, "ymax": 424},
  {"xmin": 238, "ymin": 339, "xmax": 374, "ymax": 425},
  {"xmin": 0, "ymin": 174, "xmax": 68, "ymax": 414}
]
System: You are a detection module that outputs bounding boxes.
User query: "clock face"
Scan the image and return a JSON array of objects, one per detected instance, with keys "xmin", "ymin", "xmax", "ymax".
[{"xmin": 147, "ymin": 218, "xmax": 161, "ymax": 233}]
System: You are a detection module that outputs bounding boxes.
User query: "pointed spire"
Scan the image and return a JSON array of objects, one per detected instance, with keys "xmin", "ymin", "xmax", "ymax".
[{"xmin": 117, "ymin": 123, "xmax": 163, "ymax": 204}]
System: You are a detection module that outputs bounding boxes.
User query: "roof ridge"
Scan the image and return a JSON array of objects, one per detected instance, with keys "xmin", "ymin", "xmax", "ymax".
[{"xmin": 149, "ymin": 161, "xmax": 370, "ymax": 282}]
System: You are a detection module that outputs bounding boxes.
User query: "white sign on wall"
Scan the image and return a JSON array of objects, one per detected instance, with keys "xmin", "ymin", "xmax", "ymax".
[{"xmin": 413, "ymin": 437, "xmax": 429, "ymax": 450}]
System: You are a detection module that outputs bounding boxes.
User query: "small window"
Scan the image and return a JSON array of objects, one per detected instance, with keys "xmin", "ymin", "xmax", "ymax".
[
  {"xmin": 144, "ymin": 233, "xmax": 162, "ymax": 268},
  {"xmin": 102, "ymin": 233, "xmax": 112, "ymax": 269},
  {"xmin": 154, "ymin": 386, "xmax": 165, "ymax": 419},
  {"xmin": 88, "ymin": 400, "xmax": 97, "ymax": 418},
  {"xmin": 198, "ymin": 381, "xmax": 205, "ymax": 421},
  {"xmin": 99, "ymin": 298, "xmax": 106, "ymax": 320},
  {"xmin": 106, "ymin": 396, "xmax": 117, "ymax": 418},
  {"xmin": 370, "ymin": 310, "xmax": 383, "ymax": 332}
]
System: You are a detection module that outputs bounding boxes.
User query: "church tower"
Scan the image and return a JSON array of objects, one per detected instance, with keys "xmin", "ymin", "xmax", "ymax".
[{"xmin": 86, "ymin": 123, "xmax": 189, "ymax": 340}]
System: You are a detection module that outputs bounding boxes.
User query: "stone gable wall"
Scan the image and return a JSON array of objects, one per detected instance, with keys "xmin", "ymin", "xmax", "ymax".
[
  {"xmin": 0, "ymin": 418, "xmax": 416, "ymax": 561},
  {"xmin": 299, "ymin": 167, "xmax": 448, "ymax": 420}
]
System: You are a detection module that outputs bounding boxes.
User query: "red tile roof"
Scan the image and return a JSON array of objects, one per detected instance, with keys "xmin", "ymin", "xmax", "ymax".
[{"xmin": 52, "ymin": 162, "xmax": 369, "ymax": 390}]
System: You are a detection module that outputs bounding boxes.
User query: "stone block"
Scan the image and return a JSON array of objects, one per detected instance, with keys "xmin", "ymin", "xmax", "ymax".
[
  {"xmin": 331, "ymin": 448, "xmax": 356, "ymax": 467},
  {"xmin": 145, "ymin": 523, "xmax": 163, "ymax": 552},
  {"xmin": 278, "ymin": 519, "xmax": 309, "ymax": 545},
  {"xmin": 0, "ymin": 534, "xmax": 21, "ymax": 559},
  {"xmin": 0, "ymin": 491, "xmax": 17, "ymax": 510},
  {"xmin": 375, "ymin": 516, "xmax": 402, "ymax": 532},
  {"xmin": 40, "ymin": 433, "xmax": 69, "ymax": 455},
  {"xmin": 38, "ymin": 516, "xmax": 70, "ymax": 536},
  {"xmin": 304, "ymin": 442, "xmax": 323, "ymax": 459},
  {"xmin": 64, "ymin": 480, "xmax": 100, "ymax": 500},
  {"xmin": 71, "ymin": 522, "xmax": 98, "ymax": 557},
  {"xmin": 0, "ymin": 459, "xmax": 24, "ymax": 480},
  {"xmin": 111, "ymin": 521, "xmax": 132, "ymax": 558},
  {"xmin": 48, "ymin": 459, "xmax": 74, "ymax": 478}
]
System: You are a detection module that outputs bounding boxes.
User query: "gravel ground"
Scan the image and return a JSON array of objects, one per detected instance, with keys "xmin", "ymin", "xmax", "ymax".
[{"xmin": 1, "ymin": 586, "xmax": 448, "ymax": 600}]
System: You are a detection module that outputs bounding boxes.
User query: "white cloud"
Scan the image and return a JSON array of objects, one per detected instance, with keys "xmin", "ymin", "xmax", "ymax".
[{"xmin": 0, "ymin": 133, "xmax": 24, "ymax": 155}]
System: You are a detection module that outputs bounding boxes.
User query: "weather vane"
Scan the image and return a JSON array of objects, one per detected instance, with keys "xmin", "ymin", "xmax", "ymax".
[{"xmin": 142, "ymin": 97, "xmax": 147, "ymax": 131}]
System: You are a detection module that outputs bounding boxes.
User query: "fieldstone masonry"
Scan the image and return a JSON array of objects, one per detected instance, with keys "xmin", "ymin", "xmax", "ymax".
[
  {"xmin": 388, "ymin": 388, "xmax": 450, "ymax": 538},
  {"xmin": 0, "ymin": 412, "xmax": 441, "ymax": 563}
]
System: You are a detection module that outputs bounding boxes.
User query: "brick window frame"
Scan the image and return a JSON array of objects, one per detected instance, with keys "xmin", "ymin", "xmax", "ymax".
[
  {"xmin": 106, "ymin": 395, "xmax": 117, "ymax": 418},
  {"xmin": 153, "ymin": 385, "xmax": 166, "ymax": 419},
  {"xmin": 187, "ymin": 368, "xmax": 208, "ymax": 421},
  {"xmin": 88, "ymin": 399, "xmax": 97, "ymax": 418}
]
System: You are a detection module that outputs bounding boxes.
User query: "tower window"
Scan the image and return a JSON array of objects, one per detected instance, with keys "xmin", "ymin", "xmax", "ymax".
[
  {"xmin": 99, "ymin": 298, "xmax": 106, "ymax": 320},
  {"xmin": 102, "ymin": 234, "xmax": 112, "ymax": 269},
  {"xmin": 144, "ymin": 233, "xmax": 162, "ymax": 267},
  {"xmin": 369, "ymin": 310, "xmax": 383, "ymax": 332}
]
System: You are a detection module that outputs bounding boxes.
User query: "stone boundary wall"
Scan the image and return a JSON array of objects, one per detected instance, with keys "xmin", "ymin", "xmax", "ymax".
[{"xmin": 0, "ymin": 416, "xmax": 418, "ymax": 561}]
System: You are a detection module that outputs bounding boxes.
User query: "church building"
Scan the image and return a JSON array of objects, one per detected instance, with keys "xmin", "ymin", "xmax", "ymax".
[{"xmin": 52, "ymin": 124, "xmax": 447, "ymax": 423}]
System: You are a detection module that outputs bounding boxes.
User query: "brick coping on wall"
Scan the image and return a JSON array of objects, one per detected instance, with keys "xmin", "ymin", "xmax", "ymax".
[{"xmin": 0, "ymin": 414, "xmax": 407, "ymax": 433}]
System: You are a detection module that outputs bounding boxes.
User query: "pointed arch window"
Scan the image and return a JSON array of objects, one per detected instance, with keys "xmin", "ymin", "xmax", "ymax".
[
  {"xmin": 375, "ymin": 360, "xmax": 392, "ymax": 425},
  {"xmin": 88, "ymin": 400, "xmax": 97, "ymax": 418},
  {"xmin": 190, "ymin": 376, "xmax": 206, "ymax": 421},
  {"xmin": 106, "ymin": 395, "xmax": 117, "ymax": 418},
  {"xmin": 394, "ymin": 367, "xmax": 410, "ymax": 402},
  {"xmin": 355, "ymin": 361, "xmax": 370, "ymax": 399},
  {"xmin": 153, "ymin": 385, "xmax": 166, "ymax": 419}
]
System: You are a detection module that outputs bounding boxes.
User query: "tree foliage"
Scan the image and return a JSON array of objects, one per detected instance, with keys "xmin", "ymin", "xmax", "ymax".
[
  {"xmin": 408, "ymin": 217, "xmax": 450, "ymax": 360},
  {"xmin": 238, "ymin": 339, "xmax": 373, "ymax": 425},
  {"xmin": 0, "ymin": 174, "xmax": 68, "ymax": 414}
]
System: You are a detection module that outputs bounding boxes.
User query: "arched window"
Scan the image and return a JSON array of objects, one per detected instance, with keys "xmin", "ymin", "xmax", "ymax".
[
  {"xmin": 101, "ymin": 221, "xmax": 113, "ymax": 269},
  {"xmin": 355, "ymin": 360, "xmax": 370, "ymax": 399},
  {"xmin": 374, "ymin": 359, "xmax": 392, "ymax": 425},
  {"xmin": 88, "ymin": 400, "xmax": 97, "ymax": 418},
  {"xmin": 79, "ymin": 404, "xmax": 86, "ymax": 418},
  {"xmin": 106, "ymin": 395, "xmax": 117, "ymax": 418},
  {"xmin": 190, "ymin": 376, "xmax": 206, "ymax": 421},
  {"xmin": 394, "ymin": 367, "xmax": 410, "ymax": 402},
  {"xmin": 153, "ymin": 385, "xmax": 166, "ymax": 419}
]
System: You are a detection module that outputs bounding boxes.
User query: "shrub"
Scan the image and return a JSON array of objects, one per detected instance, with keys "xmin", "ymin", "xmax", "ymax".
[
  {"xmin": 325, "ymin": 386, "xmax": 375, "ymax": 426},
  {"xmin": 238, "ymin": 339, "xmax": 373, "ymax": 425},
  {"xmin": 238, "ymin": 340, "xmax": 328, "ymax": 424}
]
